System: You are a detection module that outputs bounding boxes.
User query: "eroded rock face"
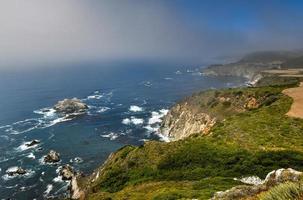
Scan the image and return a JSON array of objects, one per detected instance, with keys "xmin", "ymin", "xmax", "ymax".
[
  {"xmin": 212, "ymin": 168, "xmax": 303, "ymax": 200},
  {"xmin": 160, "ymin": 102, "xmax": 216, "ymax": 141},
  {"xmin": 60, "ymin": 164, "xmax": 74, "ymax": 180},
  {"xmin": 245, "ymin": 97, "xmax": 259, "ymax": 109},
  {"xmin": 44, "ymin": 150, "xmax": 60, "ymax": 163},
  {"xmin": 54, "ymin": 98, "xmax": 88, "ymax": 115}
]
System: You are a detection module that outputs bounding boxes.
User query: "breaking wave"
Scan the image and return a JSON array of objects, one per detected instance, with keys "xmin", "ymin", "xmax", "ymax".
[
  {"xmin": 101, "ymin": 132, "xmax": 119, "ymax": 140},
  {"xmin": 122, "ymin": 117, "xmax": 144, "ymax": 125},
  {"xmin": 129, "ymin": 105, "xmax": 143, "ymax": 112}
]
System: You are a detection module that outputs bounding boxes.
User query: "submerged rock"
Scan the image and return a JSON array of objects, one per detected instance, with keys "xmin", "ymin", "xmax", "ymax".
[
  {"xmin": 25, "ymin": 140, "xmax": 40, "ymax": 147},
  {"xmin": 60, "ymin": 164, "xmax": 74, "ymax": 180},
  {"xmin": 54, "ymin": 98, "xmax": 88, "ymax": 115},
  {"xmin": 6, "ymin": 167, "xmax": 27, "ymax": 176},
  {"xmin": 44, "ymin": 150, "xmax": 60, "ymax": 163}
]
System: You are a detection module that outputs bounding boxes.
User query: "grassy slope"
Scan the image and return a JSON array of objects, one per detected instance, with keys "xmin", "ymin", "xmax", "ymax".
[{"xmin": 84, "ymin": 85, "xmax": 303, "ymax": 200}]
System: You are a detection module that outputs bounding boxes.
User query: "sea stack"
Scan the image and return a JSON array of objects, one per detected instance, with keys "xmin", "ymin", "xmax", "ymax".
[
  {"xmin": 53, "ymin": 98, "xmax": 88, "ymax": 115},
  {"xmin": 44, "ymin": 150, "xmax": 60, "ymax": 163}
]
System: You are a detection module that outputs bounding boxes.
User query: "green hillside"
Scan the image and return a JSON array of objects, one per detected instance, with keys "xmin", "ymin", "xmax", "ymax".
[{"xmin": 81, "ymin": 84, "xmax": 303, "ymax": 200}]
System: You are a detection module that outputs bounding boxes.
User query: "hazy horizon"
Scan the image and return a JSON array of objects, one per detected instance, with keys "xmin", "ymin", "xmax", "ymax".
[{"xmin": 1, "ymin": 0, "xmax": 303, "ymax": 70}]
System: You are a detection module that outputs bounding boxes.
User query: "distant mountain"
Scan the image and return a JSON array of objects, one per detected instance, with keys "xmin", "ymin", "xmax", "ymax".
[{"xmin": 282, "ymin": 55, "xmax": 303, "ymax": 68}]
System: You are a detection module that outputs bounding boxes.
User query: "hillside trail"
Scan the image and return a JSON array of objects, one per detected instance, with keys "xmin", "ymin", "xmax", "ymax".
[{"xmin": 282, "ymin": 82, "xmax": 303, "ymax": 119}]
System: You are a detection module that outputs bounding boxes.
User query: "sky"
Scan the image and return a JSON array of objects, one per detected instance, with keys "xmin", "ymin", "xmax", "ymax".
[{"xmin": 1, "ymin": 0, "xmax": 303, "ymax": 69}]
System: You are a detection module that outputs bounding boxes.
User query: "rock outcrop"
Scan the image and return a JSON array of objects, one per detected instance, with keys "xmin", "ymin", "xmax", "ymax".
[
  {"xmin": 54, "ymin": 98, "xmax": 88, "ymax": 115},
  {"xmin": 212, "ymin": 168, "xmax": 303, "ymax": 200},
  {"xmin": 44, "ymin": 150, "xmax": 60, "ymax": 163},
  {"xmin": 6, "ymin": 167, "xmax": 27, "ymax": 176},
  {"xmin": 25, "ymin": 139, "xmax": 40, "ymax": 147},
  {"xmin": 160, "ymin": 102, "xmax": 216, "ymax": 140},
  {"xmin": 60, "ymin": 164, "xmax": 74, "ymax": 180},
  {"xmin": 71, "ymin": 176, "xmax": 85, "ymax": 200},
  {"xmin": 160, "ymin": 88, "xmax": 275, "ymax": 140}
]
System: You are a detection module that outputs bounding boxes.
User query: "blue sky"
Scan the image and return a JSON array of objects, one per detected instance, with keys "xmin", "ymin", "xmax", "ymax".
[{"xmin": 0, "ymin": 0, "xmax": 303, "ymax": 69}]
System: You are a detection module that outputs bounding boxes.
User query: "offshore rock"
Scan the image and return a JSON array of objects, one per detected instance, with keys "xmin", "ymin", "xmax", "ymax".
[
  {"xmin": 25, "ymin": 139, "xmax": 40, "ymax": 147},
  {"xmin": 54, "ymin": 98, "xmax": 88, "ymax": 115},
  {"xmin": 44, "ymin": 150, "xmax": 60, "ymax": 163},
  {"xmin": 6, "ymin": 167, "xmax": 27, "ymax": 176}
]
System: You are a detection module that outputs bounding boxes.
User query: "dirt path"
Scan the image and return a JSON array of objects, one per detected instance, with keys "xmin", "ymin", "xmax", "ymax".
[{"xmin": 282, "ymin": 82, "xmax": 303, "ymax": 119}]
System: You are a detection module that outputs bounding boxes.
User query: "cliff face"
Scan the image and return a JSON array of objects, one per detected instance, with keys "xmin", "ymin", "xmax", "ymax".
[
  {"xmin": 161, "ymin": 104, "xmax": 216, "ymax": 141},
  {"xmin": 160, "ymin": 87, "xmax": 277, "ymax": 140},
  {"xmin": 160, "ymin": 102, "xmax": 216, "ymax": 141}
]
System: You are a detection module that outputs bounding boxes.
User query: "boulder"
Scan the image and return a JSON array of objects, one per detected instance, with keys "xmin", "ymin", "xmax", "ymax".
[
  {"xmin": 25, "ymin": 140, "xmax": 40, "ymax": 147},
  {"xmin": 7, "ymin": 167, "xmax": 27, "ymax": 176},
  {"xmin": 54, "ymin": 98, "xmax": 88, "ymax": 115},
  {"xmin": 60, "ymin": 164, "xmax": 74, "ymax": 180},
  {"xmin": 44, "ymin": 150, "xmax": 60, "ymax": 163}
]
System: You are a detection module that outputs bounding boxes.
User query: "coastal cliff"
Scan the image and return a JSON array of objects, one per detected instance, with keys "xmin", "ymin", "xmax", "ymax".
[
  {"xmin": 78, "ymin": 81, "xmax": 303, "ymax": 200},
  {"xmin": 202, "ymin": 51, "xmax": 303, "ymax": 83},
  {"xmin": 160, "ymin": 87, "xmax": 279, "ymax": 140}
]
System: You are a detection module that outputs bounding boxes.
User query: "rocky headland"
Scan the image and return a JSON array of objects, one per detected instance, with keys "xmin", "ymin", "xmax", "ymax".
[
  {"xmin": 46, "ymin": 52, "xmax": 303, "ymax": 199},
  {"xmin": 202, "ymin": 50, "xmax": 303, "ymax": 85},
  {"xmin": 75, "ymin": 76, "xmax": 303, "ymax": 199}
]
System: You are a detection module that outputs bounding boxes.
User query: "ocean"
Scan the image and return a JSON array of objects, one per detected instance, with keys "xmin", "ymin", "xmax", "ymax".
[{"xmin": 0, "ymin": 61, "xmax": 245, "ymax": 199}]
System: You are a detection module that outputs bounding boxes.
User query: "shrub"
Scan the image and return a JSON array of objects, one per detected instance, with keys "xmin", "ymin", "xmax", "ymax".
[{"xmin": 259, "ymin": 182, "xmax": 303, "ymax": 200}]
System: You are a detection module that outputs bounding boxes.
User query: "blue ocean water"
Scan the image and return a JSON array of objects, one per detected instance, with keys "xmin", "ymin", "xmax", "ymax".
[{"xmin": 0, "ymin": 62, "xmax": 245, "ymax": 199}]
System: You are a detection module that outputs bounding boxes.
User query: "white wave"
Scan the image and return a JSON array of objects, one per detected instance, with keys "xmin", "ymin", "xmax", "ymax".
[
  {"xmin": 157, "ymin": 133, "xmax": 171, "ymax": 142},
  {"xmin": 44, "ymin": 184, "xmax": 53, "ymax": 197},
  {"xmin": 27, "ymin": 153, "xmax": 35, "ymax": 159},
  {"xmin": 97, "ymin": 107, "xmax": 110, "ymax": 113},
  {"xmin": 175, "ymin": 70, "xmax": 182, "ymax": 74},
  {"xmin": 53, "ymin": 175, "xmax": 63, "ymax": 183},
  {"xmin": 141, "ymin": 81, "xmax": 152, "ymax": 87},
  {"xmin": 122, "ymin": 117, "xmax": 144, "ymax": 125},
  {"xmin": 5, "ymin": 184, "xmax": 18, "ymax": 189},
  {"xmin": 34, "ymin": 108, "xmax": 56, "ymax": 118},
  {"xmin": 129, "ymin": 105, "xmax": 143, "ymax": 112},
  {"xmin": 16, "ymin": 141, "xmax": 40, "ymax": 152},
  {"xmin": 70, "ymin": 157, "xmax": 83, "ymax": 163},
  {"xmin": 87, "ymin": 94, "xmax": 103, "ymax": 100},
  {"xmin": 2, "ymin": 106, "xmax": 75, "ymax": 135},
  {"xmin": 101, "ymin": 132, "xmax": 119, "ymax": 140},
  {"xmin": 143, "ymin": 125, "xmax": 159, "ymax": 133},
  {"xmin": 148, "ymin": 109, "xmax": 168, "ymax": 125},
  {"xmin": 0, "ymin": 157, "xmax": 9, "ymax": 163},
  {"xmin": 139, "ymin": 139, "xmax": 150, "ymax": 142},
  {"xmin": 2, "ymin": 167, "xmax": 35, "ymax": 180},
  {"xmin": 164, "ymin": 77, "xmax": 173, "ymax": 80},
  {"xmin": 6, "ymin": 166, "xmax": 19, "ymax": 173}
]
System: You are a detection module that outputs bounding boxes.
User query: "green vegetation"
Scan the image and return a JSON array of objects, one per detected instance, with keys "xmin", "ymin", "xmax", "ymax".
[
  {"xmin": 84, "ymin": 84, "xmax": 303, "ymax": 200},
  {"xmin": 255, "ymin": 75, "xmax": 300, "ymax": 87},
  {"xmin": 259, "ymin": 181, "xmax": 303, "ymax": 200}
]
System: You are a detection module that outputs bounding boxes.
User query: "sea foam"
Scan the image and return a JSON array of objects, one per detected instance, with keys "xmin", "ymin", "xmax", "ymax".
[
  {"xmin": 129, "ymin": 105, "xmax": 143, "ymax": 112},
  {"xmin": 122, "ymin": 117, "xmax": 144, "ymax": 125}
]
